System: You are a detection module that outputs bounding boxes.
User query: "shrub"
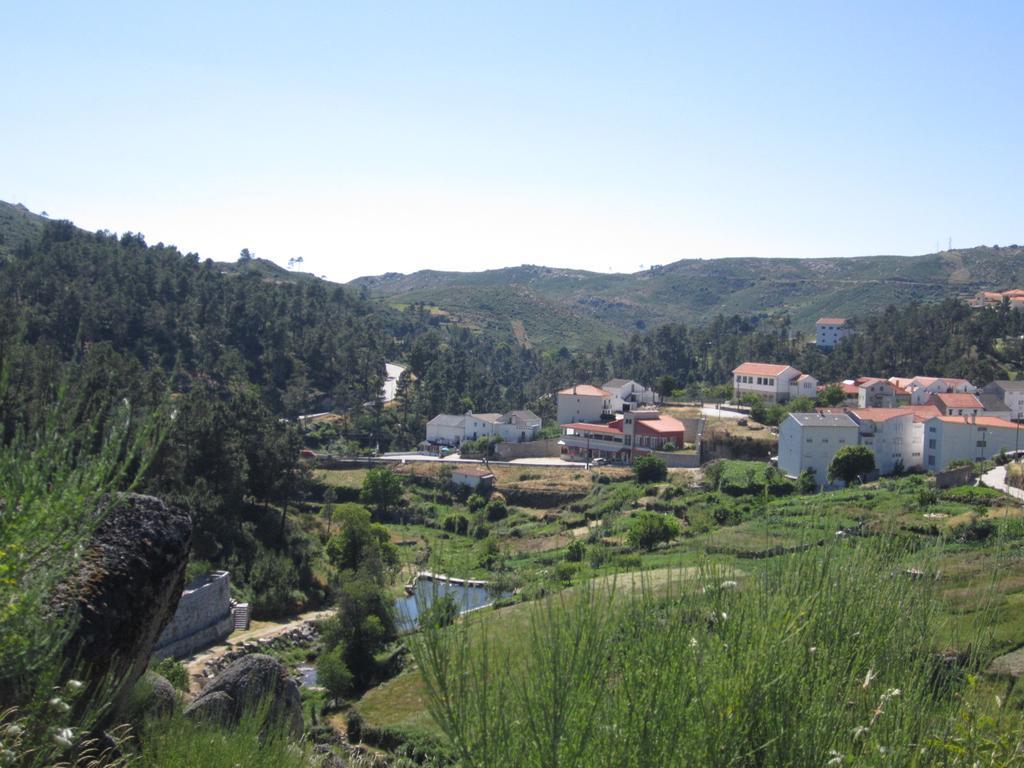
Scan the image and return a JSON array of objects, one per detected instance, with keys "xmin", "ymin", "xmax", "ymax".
[
  {"xmin": 627, "ymin": 512, "xmax": 680, "ymax": 551},
  {"xmin": 587, "ymin": 545, "xmax": 612, "ymax": 568},
  {"xmin": 467, "ymin": 493, "xmax": 487, "ymax": 513},
  {"xmin": 485, "ymin": 497, "xmax": 508, "ymax": 521},
  {"xmin": 554, "ymin": 561, "xmax": 580, "ymax": 584},
  {"xmin": 565, "ymin": 540, "xmax": 585, "ymax": 562},
  {"xmin": 634, "ymin": 456, "xmax": 668, "ymax": 483},
  {"xmin": 317, "ymin": 642, "xmax": 353, "ymax": 699},
  {"xmin": 154, "ymin": 657, "xmax": 189, "ymax": 692},
  {"xmin": 828, "ymin": 445, "xmax": 876, "ymax": 486}
]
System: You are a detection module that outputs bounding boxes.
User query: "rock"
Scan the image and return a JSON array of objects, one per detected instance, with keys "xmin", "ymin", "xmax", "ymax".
[
  {"xmin": 52, "ymin": 493, "xmax": 191, "ymax": 715},
  {"xmin": 141, "ymin": 672, "xmax": 178, "ymax": 718},
  {"xmin": 184, "ymin": 654, "xmax": 302, "ymax": 738}
]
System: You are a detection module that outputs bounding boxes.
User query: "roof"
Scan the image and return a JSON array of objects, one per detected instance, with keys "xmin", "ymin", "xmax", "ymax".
[
  {"xmin": 928, "ymin": 393, "xmax": 984, "ymax": 409},
  {"xmin": 978, "ymin": 394, "xmax": 1012, "ymax": 411},
  {"xmin": 816, "ymin": 317, "xmax": 847, "ymax": 325},
  {"xmin": 857, "ymin": 377, "xmax": 892, "ymax": 389},
  {"xmin": 560, "ymin": 422, "xmax": 623, "ymax": 436},
  {"xmin": 468, "ymin": 413, "xmax": 503, "ymax": 423},
  {"xmin": 849, "ymin": 408, "xmax": 914, "ymax": 423},
  {"xmin": 634, "ymin": 414, "xmax": 686, "ymax": 436},
  {"xmin": 787, "ymin": 412, "xmax": 858, "ymax": 428},
  {"xmin": 506, "ymin": 409, "xmax": 540, "ymax": 421},
  {"xmin": 733, "ymin": 362, "xmax": 793, "ymax": 377},
  {"xmin": 912, "ymin": 376, "xmax": 973, "ymax": 388},
  {"xmin": 558, "ymin": 384, "xmax": 610, "ymax": 397},
  {"xmin": 452, "ymin": 467, "xmax": 496, "ymax": 479},
  {"xmin": 602, "ymin": 378, "xmax": 636, "ymax": 388},
  {"xmin": 932, "ymin": 415, "xmax": 1022, "ymax": 429},
  {"xmin": 988, "ymin": 380, "xmax": 1024, "ymax": 392},
  {"xmin": 428, "ymin": 414, "xmax": 465, "ymax": 427},
  {"xmin": 888, "ymin": 377, "xmax": 914, "ymax": 390},
  {"xmin": 794, "ymin": 373, "xmax": 815, "ymax": 383}
]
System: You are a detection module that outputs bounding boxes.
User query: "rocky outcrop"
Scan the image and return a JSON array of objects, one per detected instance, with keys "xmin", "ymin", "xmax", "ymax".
[
  {"xmin": 140, "ymin": 672, "xmax": 178, "ymax": 719},
  {"xmin": 53, "ymin": 493, "xmax": 191, "ymax": 712},
  {"xmin": 184, "ymin": 654, "xmax": 303, "ymax": 738}
]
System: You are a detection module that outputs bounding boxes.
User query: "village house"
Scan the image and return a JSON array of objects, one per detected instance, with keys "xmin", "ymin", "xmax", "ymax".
[
  {"xmin": 970, "ymin": 288, "xmax": 1024, "ymax": 310},
  {"xmin": 451, "ymin": 467, "xmax": 496, "ymax": 491},
  {"xmin": 924, "ymin": 414, "xmax": 1024, "ymax": 471},
  {"xmin": 425, "ymin": 409, "xmax": 542, "ymax": 448},
  {"xmin": 977, "ymin": 393, "xmax": 1014, "ymax": 420},
  {"xmin": 890, "ymin": 375, "xmax": 977, "ymax": 405},
  {"xmin": 777, "ymin": 412, "xmax": 859, "ymax": 489},
  {"xmin": 732, "ymin": 362, "xmax": 818, "ymax": 404},
  {"xmin": 601, "ymin": 378, "xmax": 658, "ymax": 412},
  {"xmin": 981, "ymin": 380, "xmax": 1024, "ymax": 420},
  {"xmin": 926, "ymin": 392, "xmax": 985, "ymax": 417},
  {"xmin": 556, "ymin": 384, "xmax": 611, "ymax": 424},
  {"xmin": 559, "ymin": 408, "xmax": 685, "ymax": 463},
  {"xmin": 857, "ymin": 378, "xmax": 896, "ymax": 408},
  {"xmin": 815, "ymin": 317, "xmax": 853, "ymax": 349}
]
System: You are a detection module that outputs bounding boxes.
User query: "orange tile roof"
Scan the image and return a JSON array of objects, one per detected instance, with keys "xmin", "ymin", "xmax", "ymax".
[
  {"xmin": 929, "ymin": 393, "xmax": 984, "ymax": 409},
  {"xmin": 558, "ymin": 384, "xmax": 610, "ymax": 397},
  {"xmin": 634, "ymin": 414, "xmax": 686, "ymax": 436},
  {"xmin": 933, "ymin": 415, "xmax": 1021, "ymax": 428},
  {"xmin": 816, "ymin": 317, "xmax": 847, "ymax": 325},
  {"xmin": 849, "ymin": 408, "xmax": 915, "ymax": 423},
  {"xmin": 560, "ymin": 422, "xmax": 622, "ymax": 436},
  {"xmin": 733, "ymin": 362, "xmax": 792, "ymax": 376}
]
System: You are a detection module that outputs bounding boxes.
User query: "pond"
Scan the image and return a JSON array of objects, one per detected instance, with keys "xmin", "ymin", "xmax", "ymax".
[
  {"xmin": 296, "ymin": 664, "xmax": 318, "ymax": 687},
  {"xmin": 395, "ymin": 577, "xmax": 504, "ymax": 632}
]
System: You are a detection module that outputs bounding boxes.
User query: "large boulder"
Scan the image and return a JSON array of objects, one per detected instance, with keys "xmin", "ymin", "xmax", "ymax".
[
  {"xmin": 184, "ymin": 654, "xmax": 303, "ymax": 738},
  {"xmin": 52, "ymin": 493, "xmax": 192, "ymax": 712}
]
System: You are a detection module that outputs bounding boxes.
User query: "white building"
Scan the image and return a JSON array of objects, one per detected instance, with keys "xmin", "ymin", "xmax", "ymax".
[
  {"xmin": 557, "ymin": 385, "xmax": 611, "ymax": 424},
  {"xmin": 778, "ymin": 412, "xmax": 860, "ymax": 488},
  {"xmin": 732, "ymin": 363, "xmax": 818, "ymax": 404},
  {"xmin": 601, "ymin": 379, "xmax": 658, "ymax": 412},
  {"xmin": 926, "ymin": 392, "xmax": 984, "ymax": 417},
  {"xmin": 815, "ymin": 317, "xmax": 853, "ymax": 349},
  {"xmin": 451, "ymin": 467, "xmax": 496, "ymax": 491},
  {"xmin": 857, "ymin": 378, "xmax": 896, "ymax": 409},
  {"xmin": 848, "ymin": 408, "xmax": 924, "ymax": 475},
  {"xmin": 981, "ymin": 381, "xmax": 1024, "ymax": 421},
  {"xmin": 924, "ymin": 415, "xmax": 1024, "ymax": 471},
  {"xmin": 425, "ymin": 410, "xmax": 542, "ymax": 447},
  {"xmin": 977, "ymin": 393, "xmax": 1014, "ymax": 420},
  {"xmin": 895, "ymin": 376, "xmax": 977, "ymax": 405}
]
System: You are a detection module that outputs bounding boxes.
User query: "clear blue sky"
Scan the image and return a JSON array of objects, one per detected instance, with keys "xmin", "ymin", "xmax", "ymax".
[{"xmin": 2, "ymin": 2, "xmax": 1021, "ymax": 281}]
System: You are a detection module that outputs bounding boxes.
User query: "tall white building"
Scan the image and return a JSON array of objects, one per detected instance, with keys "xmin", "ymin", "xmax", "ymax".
[
  {"xmin": 815, "ymin": 318, "xmax": 853, "ymax": 349},
  {"xmin": 778, "ymin": 412, "xmax": 859, "ymax": 488},
  {"xmin": 732, "ymin": 363, "xmax": 818, "ymax": 404}
]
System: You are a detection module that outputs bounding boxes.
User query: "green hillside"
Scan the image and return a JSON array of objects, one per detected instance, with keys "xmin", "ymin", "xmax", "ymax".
[{"xmin": 351, "ymin": 246, "xmax": 1024, "ymax": 348}]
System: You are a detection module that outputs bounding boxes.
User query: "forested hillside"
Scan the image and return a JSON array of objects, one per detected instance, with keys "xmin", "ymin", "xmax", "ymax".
[{"xmin": 351, "ymin": 246, "xmax": 1024, "ymax": 349}]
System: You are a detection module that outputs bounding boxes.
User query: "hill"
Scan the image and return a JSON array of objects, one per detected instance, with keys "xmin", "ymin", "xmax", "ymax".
[{"xmin": 351, "ymin": 247, "xmax": 1024, "ymax": 348}]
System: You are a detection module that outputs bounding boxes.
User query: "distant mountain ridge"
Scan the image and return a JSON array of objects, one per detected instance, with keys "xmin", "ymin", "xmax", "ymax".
[{"xmin": 351, "ymin": 246, "xmax": 1024, "ymax": 348}]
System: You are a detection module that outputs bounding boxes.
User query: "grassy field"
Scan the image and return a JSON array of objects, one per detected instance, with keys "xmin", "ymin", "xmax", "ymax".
[{"xmin": 334, "ymin": 463, "xmax": 1024, "ymax": 753}]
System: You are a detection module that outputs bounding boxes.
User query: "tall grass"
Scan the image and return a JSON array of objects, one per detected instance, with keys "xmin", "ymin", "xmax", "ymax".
[{"xmin": 412, "ymin": 540, "xmax": 1021, "ymax": 767}]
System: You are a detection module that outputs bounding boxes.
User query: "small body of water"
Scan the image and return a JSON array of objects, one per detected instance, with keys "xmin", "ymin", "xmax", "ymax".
[
  {"xmin": 395, "ymin": 578, "xmax": 503, "ymax": 632},
  {"xmin": 297, "ymin": 665, "xmax": 318, "ymax": 687}
]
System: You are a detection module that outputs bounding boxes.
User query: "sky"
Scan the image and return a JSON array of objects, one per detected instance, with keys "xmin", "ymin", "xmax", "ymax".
[{"xmin": 1, "ymin": 2, "xmax": 1022, "ymax": 282}]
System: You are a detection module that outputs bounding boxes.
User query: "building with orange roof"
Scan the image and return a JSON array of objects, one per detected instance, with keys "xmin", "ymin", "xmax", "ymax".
[
  {"xmin": 972, "ymin": 288, "xmax": 1024, "ymax": 310},
  {"xmin": 559, "ymin": 407, "xmax": 686, "ymax": 463},
  {"xmin": 924, "ymin": 413, "xmax": 1024, "ymax": 470},
  {"xmin": 556, "ymin": 384, "xmax": 612, "ymax": 424},
  {"xmin": 732, "ymin": 362, "xmax": 818, "ymax": 404},
  {"xmin": 815, "ymin": 317, "xmax": 853, "ymax": 349},
  {"xmin": 927, "ymin": 392, "xmax": 985, "ymax": 416}
]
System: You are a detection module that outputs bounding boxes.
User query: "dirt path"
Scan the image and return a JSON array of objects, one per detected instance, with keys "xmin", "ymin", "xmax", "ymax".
[{"xmin": 184, "ymin": 608, "xmax": 333, "ymax": 693}]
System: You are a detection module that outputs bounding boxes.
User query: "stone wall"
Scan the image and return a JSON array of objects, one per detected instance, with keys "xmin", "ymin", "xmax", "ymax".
[{"xmin": 152, "ymin": 571, "xmax": 233, "ymax": 659}]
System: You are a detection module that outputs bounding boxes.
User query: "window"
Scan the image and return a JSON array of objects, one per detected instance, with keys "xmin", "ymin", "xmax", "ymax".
[
  {"xmin": 977, "ymin": 440, "xmax": 986, "ymax": 448},
  {"xmin": 822, "ymin": 438, "xmax": 829, "ymax": 444},
  {"xmin": 839, "ymin": 439, "xmax": 846, "ymax": 444},
  {"xmin": 928, "ymin": 455, "xmax": 935, "ymax": 466},
  {"xmin": 806, "ymin": 438, "xmax": 813, "ymax": 443},
  {"xmin": 928, "ymin": 439, "xmax": 936, "ymax": 449},
  {"xmin": 929, "ymin": 426, "xmax": 936, "ymax": 433}
]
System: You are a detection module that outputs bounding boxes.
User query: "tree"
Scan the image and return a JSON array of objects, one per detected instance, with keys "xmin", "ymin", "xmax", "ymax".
[
  {"xmin": 634, "ymin": 455, "xmax": 668, "ymax": 483},
  {"xmin": 326, "ymin": 503, "xmax": 399, "ymax": 576},
  {"xmin": 828, "ymin": 445, "xmax": 875, "ymax": 487},
  {"xmin": 796, "ymin": 468, "xmax": 818, "ymax": 494},
  {"xmin": 627, "ymin": 512, "xmax": 680, "ymax": 551},
  {"xmin": 817, "ymin": 383, "xmax": 846, "ymax": 407},
  {"xmin": 360, "ymin": 468, "xmax": 404, "ymax": 519},
  {"xmin": 317, "ymin": 642, "xmax": 353, "ymax": 699},
  {"xmin": 741, "ymin": 394, "xmax": 768, "ymax": 425},
  {"xmin": 656, "ymin": 375, "xmax": 677, "ymax": 399}
]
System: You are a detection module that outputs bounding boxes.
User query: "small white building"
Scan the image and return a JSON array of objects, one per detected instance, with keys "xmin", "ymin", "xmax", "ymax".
[
  {"xmin": 926, "ymin": 392, "xmax": 985, "ymax": 417},
  {"xmin": 848, "ymin": 408, "xmax": 924, "ymax": 475},
  {"xmin": 899, "ymin": 376, "xmax": 977, "ymax": 405},
  {"xmin": 557, "ymin": 385, "xmax": 611, "ymax": 424},
  {"xmin": 857, "ymin": 378, "xmax": 896, "ymax": 409},
  {"xmin": 426, "ymin": 409, "xmax": 542, "ymax": 447},
  {"xmin": 977, "ymin": 393, "xmax": 1014, "ymax": 420},
  {"xmin": 778, "ymin": 412, "xmax": 860, "ymax": 488},
  {"xmin": 493, "ymin": 410, "xmax": 543, "ymax": 443},
  {"xmin": 981, "ymin": 381, "xmax": 1024, "ymax": 421},
  {"xmin": 924, "ymin": 415, "xmax": 1023, "ymax": 471},
  {"xmin": 451, "ymin": 467, "xmax": 496, "ymax": 491},
  {"xmin": 815, "ymin": 318, "xmax": 853, "ymax": 349},
  {"xmin": 732, "ymin": 363, "xmax": 818, "ymax": 404},
  {"xmin": 601, "ymin": 379, "xmax": 658, "ymax": 412}
]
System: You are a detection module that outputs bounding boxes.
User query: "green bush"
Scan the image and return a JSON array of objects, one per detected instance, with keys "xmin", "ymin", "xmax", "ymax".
[
  {"xmin": 485, "ymin": 497, "xmax": 508, "ymax": 521},
  {"xmin": 317, "ymin": 642, "xmax": 353, "ymax": 699},
  {"xmin": 634, "ymin": 456, "xmax": 668, "ymax": 483},
  {"xmin": 553, "ymin": 561, "xmax": 580, "ymax": 584},
  {"xmin": 565, "ymin": 540, "xmax": 586, "ymax": 562},
  {"xmin": 627, "ymin": 512, "xmax": 680, "ymax": 551},
  {"xmin": 154, "ymin": 657, "xmax": 189, "ymax": 692}
]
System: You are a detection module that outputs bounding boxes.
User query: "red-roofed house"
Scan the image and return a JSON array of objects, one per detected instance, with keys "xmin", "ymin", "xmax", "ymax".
[
  {"xmin": 732, "ymin": 363, "xmax": 818, "ymax": 404},
  {"xmin": 857, "ymin": 378, "xmax": 896, "ymax": 408},
  {"xmin": 927, "ymin": 392, "xmax": 985, "ymax": 417},
  {"xmin": 556, "ymin": 384, "xmax": 612, "ymax": 425},
  {"xmin": 924, "ymin": 414, "xmax": 1024, "ymax": 470},
  {"xmin": 559, "ymin": 408, "xmax": 686, "ymax": 463},
  {"xmin": 815, "ymin": 317, "xmax": 853, "ymax": 349},
  {"xmin": 895, "ymin": 375, "xmax": 977, "ymax": 405}
]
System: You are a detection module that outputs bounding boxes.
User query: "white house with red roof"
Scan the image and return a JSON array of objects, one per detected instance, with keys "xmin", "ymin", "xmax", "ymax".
[
  {"xmin": 892, "ymin": 376, "xmax": 977, "ymax": 405},
  {"xmin": 926, "ymin": 392, "xmax": 985, "ymax": 417},
  {"xmin": 857, "ymin": 378, "xmax": 896, "ymax": 409},
  {"xmin": 559, "ymin": 408, "xmax": 686, "ymax": 463},
  {"xmin": 924, "ymin": 414, "xmax": 1024, "ymax": 470},
  {"xmin": 732, "ymin": 363, "xmax": 818, "ymax": 404},
  {"xmin": 815, "ymin": 317, "xmax": 853, "ymax": 349},
  {"xmin": 556, "ymin": 384, "xmax": 612, "ymax": 425}
]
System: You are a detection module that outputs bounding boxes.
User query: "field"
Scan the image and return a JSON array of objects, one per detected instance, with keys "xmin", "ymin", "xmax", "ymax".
[{"xmin": 314, "ymin": 462, "xmax": 1024, "ymax": 756}]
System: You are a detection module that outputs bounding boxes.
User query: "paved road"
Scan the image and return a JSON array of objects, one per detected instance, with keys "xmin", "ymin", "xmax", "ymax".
[
  {"xmin": 980, "ymin": 465, "xmax": 1024, "ymax": 502},
  {"xmin": 379, "ymin": 452, "xmax": 583, "ymax": 467},
  {"xmin": 700, "ymin": 405, "xmax": 746, "ymax": 420}
]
